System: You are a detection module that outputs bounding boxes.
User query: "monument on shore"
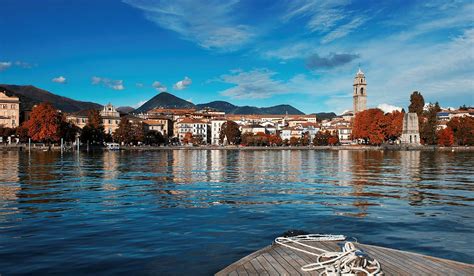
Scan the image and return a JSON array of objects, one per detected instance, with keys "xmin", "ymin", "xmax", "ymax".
[{"xmin": 400, "ymin": 113, "xmax": 421, "ymax": 144}]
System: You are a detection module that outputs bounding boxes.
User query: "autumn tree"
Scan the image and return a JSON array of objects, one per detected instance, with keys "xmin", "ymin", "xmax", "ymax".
[
  {"xmin": 352, "ymin": 108, "xmax": 385, "ymax": 145},
  {"xmin": 23, "ymin": 103, "xmax": 63, "ymax": 144},
  {"xmin": 182, "ymin": 132, "xmax": 193, "ymax": 145},
  {"xmin": 383, "ymin": 110, "xmax": 404, "ymax": 141},
  {"xmin": 268, "ymin": 134, "xmax": 283, "ymax": 146},
  {"xmin": 241, "ymin": 132, "xmax": 255, "ymax": 146},
  {"xmin": 408, "ymin": 91, "xmax": 425, "ymax": 117},
  {"xmin": 420, "ymin": 102, "xmax": 441, "ymax": 145},
  {"xmin": 437, "ymin": 128, "xmax": 454, "ymax": 146},
  {"xmin": 328, "ymin": 135, "xmax": 339, "ymax": 146},
  {"xmin": 113, "ymin": 118, "xmax": 133, "ymax": 144},
  {"xmin": 80, "ymin": 109, "xmax": 105, "ymax": 144},
  {"xmin": 289, "ymin": 136, "xmax": 300, "ymax": 146},
  {"xmin": 313, "ymin": 131, "xmax": 331, "ymax": 146},
  {"xmin": 132, "ymin": 122, "xmax": 146, "ymax": 144},
  {"xmin": 447, "ymin": 117, "xmax": 474, "ymax": 146},
  {"xmin": 220, "ymin": 121, "xmax": 241, "ymax": 145},
  {"xmin": 301, "ymin": 132, "xmax": 311, "ymax": 146}
]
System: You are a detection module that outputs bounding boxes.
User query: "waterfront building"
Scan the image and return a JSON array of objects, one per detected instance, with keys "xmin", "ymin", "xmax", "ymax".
[
  {"xmin": 353, "ymin": 68, "xmax": 367, "ymax": 114},
  {"xmin": 66, "ymin": 103, "xmax": 121, "ymax": 134},
  {"xmin": 0, "ymin": 91, "xmax": 20, "ymax": 128},
  {"xmin": 101, "ymin": 104, "xmax": 121, "ymax": 134},
  {"xmin": 210, "ymin": 118, "xmax": 227, "ymax": 145},
  {"xmin": 400, "ymin": 112, "xmax": 421, "ymax": 144},
  {"xmin": 241, "ymin": 124, "xmax": 266, "ymax": 135},
  {"xmin": 143, "ymin": 117, "xmax": 173, "ymax": 137},
  {"xmin": 176, "ymin": 118, "xmax": 208, "ymax": 143}
]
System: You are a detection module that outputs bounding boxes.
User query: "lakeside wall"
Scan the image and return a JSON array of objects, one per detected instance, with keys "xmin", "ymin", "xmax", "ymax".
[{"xmin": 1, "ymin": 144, "xmax": 473, "ymax": 152}]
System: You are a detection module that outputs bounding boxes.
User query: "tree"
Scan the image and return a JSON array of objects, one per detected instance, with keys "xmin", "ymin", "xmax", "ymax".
[
  {"xmin": 23, "ymin": 103, "xmax": 62, "ymax": 143},
  {"xmin": 113, "ymin": 118, "xmax": 133, "ymax": 144},
  {"xmin": 420, "ymin": 102, "xmax": 441, "ymax": 145},
  {"xmin": 132, "ymin": 122, "xmax": 146, "ymax": 144},
  {"xmin": 241, "ymin": 132, "xmax": 255, "ymax": 146},
  {"xmin": 268, "ymin": 134, "xmax": 282, "ymax": 146},
  {"xmin": 352, "ymin": 108, "xmax": 385, "ymax": 145},
  {"xmin": 408, "ymin": 91, "xmax": 425, "ymax": 117},
  {"xmin": 301, "ymin": 132, "xmax": 311, "ymax": 146},
  {"xmin": 313, "ymin": 131, "xmax": 331, "ymax": 146},
  {"xmin": 16, "ymin": 126, "xmax": 29, "ymax": 143},
  {"xmin": 328, "ymin": 135, "xmax": 339, "ymax": 146},
  {"xmin": 289, "ymin": 137, "xmax": 300, "ymax": 146},
  {"xmin": 80, "ymin": 109, "xmax": 105, "ymax": 144},
  {"xmin": 383, "ymin": 110, "xmax": 404, "ymax": 141},
  {"xmin": 182, "ymin": 132, "xmax": 193, "ymax": 145},
  {"xmin": 220, "ymin": 121, "xmax": 241, "ymax": 145},
  {"xmin": 437, "ymin": 128, "xmax": 454, "ymax": 146},
  {"xmin": 60, "ymin": 120, "xmax": 79, "ymax": 142},
  {"xmin": 447, "ymin": 117, "xmax": 474, "ymax": 146},
  {"xmin": 144, "ymin": 130, "xmax": 165, "ymax": 145}
]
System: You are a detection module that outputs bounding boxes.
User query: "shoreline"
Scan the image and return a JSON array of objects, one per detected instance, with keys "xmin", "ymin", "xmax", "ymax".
[{"xmin": 1, "ymin": 144, "xmax": 473, "ymax": 152}]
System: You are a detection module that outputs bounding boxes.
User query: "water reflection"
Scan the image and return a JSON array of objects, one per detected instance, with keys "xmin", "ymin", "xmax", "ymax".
[{"xmin": 0, "ymin": 150, "xmax": 473, "ymax": 274}]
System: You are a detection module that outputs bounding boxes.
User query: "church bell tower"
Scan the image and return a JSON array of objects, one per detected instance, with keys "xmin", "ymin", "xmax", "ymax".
[{"xmin": 353, "ymin": 68, "xmax": 367, "ymax": 114}]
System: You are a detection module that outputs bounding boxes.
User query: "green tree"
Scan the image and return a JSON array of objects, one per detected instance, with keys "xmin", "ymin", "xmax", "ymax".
[
  {"xmin": 80, "ymin": 109, "xmax": 105, "ymax": 144},
  {"xmin": 220, "ymin": 121, "xmax": 241, "ymax": 145},
  {"xmin": 408, "ymin": 91, "xmax": 425, "ymax": 117},
  {"xmin": 420, "ymin": 102, "xmax": 441, "ymax": 145}
]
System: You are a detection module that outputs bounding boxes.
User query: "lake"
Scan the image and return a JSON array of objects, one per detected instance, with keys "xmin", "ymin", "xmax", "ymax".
[{"xmin": 0, "ymin": 150, "xmax": 473, "ymax": 275}]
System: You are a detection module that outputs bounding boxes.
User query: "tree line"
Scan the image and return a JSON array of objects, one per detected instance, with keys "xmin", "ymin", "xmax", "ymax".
[{"xmin": 0, "ymin": 103, "xmax": 167, "ymax": 146}]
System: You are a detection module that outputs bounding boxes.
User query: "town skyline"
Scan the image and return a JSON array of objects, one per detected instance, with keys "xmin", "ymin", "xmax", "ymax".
[{"xmin": 1, "ymin": 0, "xmax": 473, "ymax": 114}]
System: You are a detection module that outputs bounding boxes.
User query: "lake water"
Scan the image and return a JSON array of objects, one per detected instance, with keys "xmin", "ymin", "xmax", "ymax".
[{"xmin": 0, "ymin": 150, "xmax": 473, "ymax": 275}]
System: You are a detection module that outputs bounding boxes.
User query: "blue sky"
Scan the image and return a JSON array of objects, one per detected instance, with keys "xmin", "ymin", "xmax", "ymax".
[{"xmin": 0, "ymin": 0, "xmax": 472, "ymax": 113}]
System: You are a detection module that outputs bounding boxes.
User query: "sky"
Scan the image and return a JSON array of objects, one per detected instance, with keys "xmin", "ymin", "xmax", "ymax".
[{"xmin": 0, "ymin": 0, "xmax": 473, "ymax": 114}]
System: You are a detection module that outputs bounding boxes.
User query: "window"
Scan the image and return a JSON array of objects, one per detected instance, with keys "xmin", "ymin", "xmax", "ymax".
[{"xmin": 360, "ymin": 87, "xmax": 364, "ymax": 95}]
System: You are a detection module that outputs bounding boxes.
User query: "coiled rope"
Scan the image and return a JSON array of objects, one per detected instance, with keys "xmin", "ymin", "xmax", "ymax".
[{"xmin": 275, "ymin": 234, "xmax": 383, "ymax": 275}]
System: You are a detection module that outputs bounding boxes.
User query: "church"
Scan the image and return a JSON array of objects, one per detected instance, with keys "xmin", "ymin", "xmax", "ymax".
[{"xmin": 353, "ymin": 68, "xmax": 367, "ymax": 114}]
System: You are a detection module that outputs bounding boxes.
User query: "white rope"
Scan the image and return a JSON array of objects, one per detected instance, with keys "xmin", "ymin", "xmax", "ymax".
[{"xmin": 275, "ymin": 234, "xmax": 383, "ymax": 276}]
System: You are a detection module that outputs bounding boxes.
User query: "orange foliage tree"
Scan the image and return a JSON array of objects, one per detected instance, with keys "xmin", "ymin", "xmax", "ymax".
[
  {"xmin": 328, "ymin": 135, "xmax": 339, "ymax": 145},
  {"xmin": 182, "ymin": 132, "xmax": 193, "ymax": 144},
  {"xmin": 447, "ymin": 117, "xmax": 474, "ymax": 146},
  {"xmin": 352, "ymin": 109, "xmax": 385, "ymax": 145},
  {"xmin": 268, "ymin": 134, "xmax": 282, "ymax": 146},
  {"xmin": 437, "ymin": 127, "xmax": 454, "ymax": 146},
  {"xmin": 23, "ymin": 103, "xmax": 63, "ymax": 143},
  {"xmin": 383, "ymin": 110, "xmax": 404, "ymax": 141}
]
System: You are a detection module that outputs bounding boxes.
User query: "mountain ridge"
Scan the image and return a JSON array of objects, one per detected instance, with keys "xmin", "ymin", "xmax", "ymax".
[
  {"xmin": 0, "ymin": 84, "xmax": 102, "ymax": 113},
  {"xmin": 135, "ymin": 92, "xmax": 305, "ymax": 115}
]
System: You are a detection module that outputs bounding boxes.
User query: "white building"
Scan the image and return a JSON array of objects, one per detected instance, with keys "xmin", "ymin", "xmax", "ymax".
[
  {"xmin": 211, "ymin": 118, "xmax": 227, "ymax": 145},
  {"xmin": 176, "ymin": 118, "xmax": 208, "ymax": 144}
]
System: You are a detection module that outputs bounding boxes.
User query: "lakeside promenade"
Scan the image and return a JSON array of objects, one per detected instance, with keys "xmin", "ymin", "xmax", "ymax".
[{"xmin": 1, "ymin": 144, "xmax": 473, "ymax": 152}]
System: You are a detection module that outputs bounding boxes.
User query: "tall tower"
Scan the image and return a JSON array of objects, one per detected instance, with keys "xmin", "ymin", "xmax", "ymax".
[{"xmin": 353, "ymin": 68, "xmax": 367, "ymax": 114}]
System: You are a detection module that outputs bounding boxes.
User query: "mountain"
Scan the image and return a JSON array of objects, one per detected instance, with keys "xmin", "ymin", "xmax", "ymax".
[
  {"xmin": 313, "ymin": 112, "xmax": 338, "ymax": 121},
  {"xmin": 135, "ymin": 93, "xmax": 305, "ymax": 115},
  {"xmin": 195, "ymin": 102, "xmax": 304, "ymax": 115},
  {"xmin": 116, "ymin": 106, "xmax": 135, "ymax": 115},
  {"xmin": 134, "ymin": 92, "xmax": 195, "ymax": 113},
  {"xmin": 0, "ymin": 84, "xmax": 101, "ymax": 113}
]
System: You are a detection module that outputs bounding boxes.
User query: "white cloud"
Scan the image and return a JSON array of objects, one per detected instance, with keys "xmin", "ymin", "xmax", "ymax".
[
  {"xmin": 123, "ymin": 0, "xmax": 254, "ymax": 51},
  {"xmin": 217, "ymin": 69, "xmax": 289, "ymax": 99},
  {"xmin": 321, "ymin": 16, "xmax": 368, "ymax": 44},
  {"xmin": 377, "ymin": 103, "xmax": 402, "ymax": 113},
  {"xmin": 14, "ymin": 61, "xmax": 33, "ymax": 69},
  {"xmin": 91, "ymin": 76, "xmax": 125, "ymax": 90},
  {"xmin": 52, "ymin": 76, "xmax": 67, "ymax": 84},
  {"xmin": 173, "ymin": 76, "xmax": 192, "ymax": 90},
  {"xmin": 0, "ymin": 62, "xmax": 12, "ymax": 72},
  {"xmin": 152, "ymin": 81, "xmax": 167, "ymax": 92}
]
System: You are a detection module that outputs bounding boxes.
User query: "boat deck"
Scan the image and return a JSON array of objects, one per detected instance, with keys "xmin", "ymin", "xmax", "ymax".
[{"xmin": 216, "ymin": 239, "xmax": 474, "ymax": 275}]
